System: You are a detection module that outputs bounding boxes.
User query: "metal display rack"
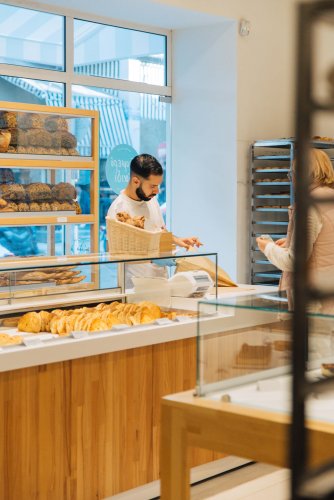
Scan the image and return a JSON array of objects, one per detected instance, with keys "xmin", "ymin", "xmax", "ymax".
[
  {"xmin": 292, "ymin": 1, "xmax": 334, "ymax": 499},
  {"xmin": 250, "ymin": 138, "xmax": 334, "ymax": 286}
]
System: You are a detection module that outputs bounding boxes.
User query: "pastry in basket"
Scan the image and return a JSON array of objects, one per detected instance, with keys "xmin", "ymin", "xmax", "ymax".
[
  {"xmin": 18, "ymin": 311, "xmax": 42, "ymax": 334},
  {"xmin": 0, "ymin": 333, "xmax": 22, "ymax": 346},
  {"xmin": 0, "ymin": 130, "xmax": 11, "ymax": 152},
  {"xmin": 52, "ymin": 182, "xmax": 77, "ymax": 201},
  {"xmin": 0, "ymin": 183, "xmax": 25, "ymax": 201},
  {"xmin": 116, "ymin": 211, "xmax": 145, "ymax": 229},
  {"xmin": 25, "ymin": 182, "xmax": 52, "ymax": 202}
]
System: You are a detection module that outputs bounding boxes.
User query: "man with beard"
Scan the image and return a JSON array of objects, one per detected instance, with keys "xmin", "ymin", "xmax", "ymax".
[{"xmin": 107, "ymin": 153, "xmax": 202, "ymax": 287}]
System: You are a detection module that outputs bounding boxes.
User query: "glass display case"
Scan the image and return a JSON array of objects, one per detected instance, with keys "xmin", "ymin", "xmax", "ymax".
[
  {"xmin": 197, "ymin": 293, "xmax": 334, "ymax": 421},
  {"xmin": 0, "ymin": 251, "xmax": 217, "ymax": 342},
  {"xmin": 0, "ymin": 101, "xmax": 99, "ymax": 257}
]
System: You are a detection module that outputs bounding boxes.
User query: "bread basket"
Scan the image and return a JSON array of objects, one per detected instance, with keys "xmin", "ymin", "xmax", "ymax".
[{"xmin": 106, "ymin": 217, "xmax": 162, "ymax": 256}]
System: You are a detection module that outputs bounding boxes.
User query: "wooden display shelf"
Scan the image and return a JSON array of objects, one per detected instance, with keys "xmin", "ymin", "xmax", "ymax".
[
  {"xmin": 0, "ymin": 156, "xmax": 95, "ymax": 169},
  {"xmin": 0, "ymin": 214, "xmax": 95, "ymax": 226}
]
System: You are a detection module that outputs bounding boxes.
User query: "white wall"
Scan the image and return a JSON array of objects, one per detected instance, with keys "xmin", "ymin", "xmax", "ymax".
[{"xmin": 171, "ymin": 21, "xmax": 237, "ymax": 277}]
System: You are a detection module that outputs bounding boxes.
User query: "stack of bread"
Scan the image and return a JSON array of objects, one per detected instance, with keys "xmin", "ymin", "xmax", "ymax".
[
  {"xmin": 0, "ymin": 180, "xmax": 81, "ymax": 213},
  {"xmin": 17, "ymin": 301, "xmax": 176, "ymax": 335},
  {"xmin": 0, "ymin": 111, "xmax": 79, "ymax": 155}
]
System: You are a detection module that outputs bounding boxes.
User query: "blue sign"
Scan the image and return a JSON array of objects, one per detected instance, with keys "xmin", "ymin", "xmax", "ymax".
[{"xmin": 106, "ymin": 144, "xmax": 138, "ymax": 195}]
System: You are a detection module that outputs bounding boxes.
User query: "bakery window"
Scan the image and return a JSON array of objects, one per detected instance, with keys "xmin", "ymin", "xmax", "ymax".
[
  {"xmin": 74, "ymin": 19, "xmax": 167, "ymax": 86},
  {"xmin": 0, "ymin": 4, "xmax": 64, "ymax": 71},
  {"xmin": 0, "ymin": 76, "xmax": 64, "ymax": 107}
]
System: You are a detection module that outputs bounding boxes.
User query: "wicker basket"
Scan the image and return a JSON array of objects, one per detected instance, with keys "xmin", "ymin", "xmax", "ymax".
[{"xmin": 106, "ymin": 217, "xmax": 162, "ymax": 256}]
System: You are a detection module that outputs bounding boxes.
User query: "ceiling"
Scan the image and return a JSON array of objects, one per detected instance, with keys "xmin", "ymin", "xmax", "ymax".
[{"xmin": 27, "ymin": 0, "xmax": 228, "ymax": 30}]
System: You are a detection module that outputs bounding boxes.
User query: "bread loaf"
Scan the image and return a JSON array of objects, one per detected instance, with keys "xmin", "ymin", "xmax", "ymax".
[
  {"xmin": 0, "ymin": 130, "xmax": 11, "ymax": 152},
  {"xmin": 44, "ymin": 116, "xmax": 68, "ymax": 132},
  {"xmin": 52, "ymin": 182, "xmax": 77, "ymax": 201},
  {"xmin": 0, "ymin": 183, "xmax": 25, "ymax": 201},
  {"xmin": 8, "ymin": 128, "xmax": 28, "ymax": 146},
  {"xmin": 17, "ymin": 113, "xmax": 44, "ymax": 129},
  {"xmin": 25, "ymin": 183, "xmax": 52, "ymax": 201},
  {"xmin": 26, "ymin": 129, "xmax": 52, "ymax": 148},
  {"xmin": 0, "ymin": 111, "xmax": 17, "ymax": 128}
]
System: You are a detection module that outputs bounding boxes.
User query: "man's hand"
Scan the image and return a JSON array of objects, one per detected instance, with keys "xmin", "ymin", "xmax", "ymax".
[
  {"xmin": 275, "ymin": 238, "xmax": 287, "ymax": 247},
  {"xmin": 256, "ymin": 237, "xmax": 271, "ymax": 253},
  {"xmin": 173, "ymin": 236, "xmax": 203, "ymax": 250}
]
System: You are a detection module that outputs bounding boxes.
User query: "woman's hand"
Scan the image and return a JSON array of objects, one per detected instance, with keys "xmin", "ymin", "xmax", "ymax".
[
  {"xmin": 275, "ymin": 238, "xmax": 287, "ymax": 247},
  {"xmin": 173, "ymin": 236, "xmax": 203, "ymax": 250},
  {"xmin": 256, "ymin": 237, "xmax": 271, "ymax": 253}
]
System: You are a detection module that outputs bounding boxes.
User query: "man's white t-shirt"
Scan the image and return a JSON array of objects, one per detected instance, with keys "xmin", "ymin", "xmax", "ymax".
[{"xmin": 107, "ymin": 191, "xmax": 167, "ymax": 288}]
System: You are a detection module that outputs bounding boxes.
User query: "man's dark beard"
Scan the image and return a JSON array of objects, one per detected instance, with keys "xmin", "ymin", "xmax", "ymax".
[{"xmin": 136, "ymin": 185, "xmax": 156, "ymax": 202}]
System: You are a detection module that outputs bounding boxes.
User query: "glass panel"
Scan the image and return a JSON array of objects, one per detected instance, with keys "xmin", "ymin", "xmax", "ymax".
[
  {"xmin": 74, "ymin": 19, "xmax": 166, "ymax": 85},
  {"xmin": 0, "ymin": 5, "xmax": 64, "ymax": 71},
  {"xmin": 197, "ymin": 293, "xmax": 334, "ymax": 399},
  {"xmin": 0, "ymin": 76, "xmax": 64, "ymax": 106},
  {"xmin": 72, "ymin": 84, "xmax": 170, "ymax": 250},
  {"xmin": 0, "ymin": 108, "xmax": 91, "ymax": 157}
]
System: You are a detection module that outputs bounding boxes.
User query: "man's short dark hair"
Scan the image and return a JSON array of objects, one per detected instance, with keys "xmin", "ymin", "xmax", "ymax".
[{"xmin": 130, "ymin": 154, "xmax": 163, "ymax": 179}]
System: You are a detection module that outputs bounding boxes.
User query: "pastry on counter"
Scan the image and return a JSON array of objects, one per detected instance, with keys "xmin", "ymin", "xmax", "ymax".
[
  {"xmin": 18, "ymin": 311, "xmax": 42, "ymax": 333},
  {"xmin": 25, "ymin": 182, "xmax": 52, "ymax": 201},
  {"xmin": 52, "ymin": 182, "xmax": 77, "ymax": 201}
]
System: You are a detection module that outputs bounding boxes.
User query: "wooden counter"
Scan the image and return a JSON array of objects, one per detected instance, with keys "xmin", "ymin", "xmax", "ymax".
[{"xmin": 160, "ymin": 390, "xmax": 334, "ymax": 500}]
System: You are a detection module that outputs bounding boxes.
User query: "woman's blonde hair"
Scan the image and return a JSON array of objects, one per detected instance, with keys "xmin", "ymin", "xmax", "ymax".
[{"xmin": 309, "ymin": 148, "xmax": 334, "ymax": 186}]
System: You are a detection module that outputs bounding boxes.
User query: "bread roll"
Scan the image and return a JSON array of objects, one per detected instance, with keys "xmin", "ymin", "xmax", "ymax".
[
  {"xmin": 25, "ymin": 182, "xmax": 52, "ymax": 202},
  {"xmin": 44, "ymin": 116, "xmax": 68, "ymax": 132},
  {"xmin": 0, "ymin": 111, "xmax": 17, "ymax": 128},
  {"xmin": 52, "ymin": 182, "xmax": 77, "ymax": 201},
  {"xmin": 26, "ymin": 129, "xmax": 52, "ymax": 148}
]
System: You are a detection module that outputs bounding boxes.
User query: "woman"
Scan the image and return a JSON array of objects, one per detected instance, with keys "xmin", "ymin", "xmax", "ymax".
[{"xmin": 257, "ymin": 148, "xmax": 334, "ymax": 311}]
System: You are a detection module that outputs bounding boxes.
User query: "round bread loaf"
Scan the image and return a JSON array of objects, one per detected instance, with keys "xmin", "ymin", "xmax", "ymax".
[
  {"xmin": 17, "ymin": 113, "xmax": 44, "ymax": 129},
  {"xmin": 44, "ymin": 116, "xmax": 68, "ymax": 132},
  {"xmin": 8, "ymin": 128, "xmax": 28, "ymax": 146},
  {"xmin": 52, "ymin": 182, "xmax": 77, "ymax": 201},
  {"xmin": 25, "ymin": 183, "xmax": 52, "ymax": 201},
  {"xmin": 26, "ymin": 129, "xmax": 52, "ymax": 148},
  {"xmin": 0, "ymin": 111, "xmax": 17, "ymax": 129}
]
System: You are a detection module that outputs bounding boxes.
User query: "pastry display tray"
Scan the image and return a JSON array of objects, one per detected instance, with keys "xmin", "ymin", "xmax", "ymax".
[{"xmin": 0, "ymin": 210, "xmax": 76, "ymax": 218}]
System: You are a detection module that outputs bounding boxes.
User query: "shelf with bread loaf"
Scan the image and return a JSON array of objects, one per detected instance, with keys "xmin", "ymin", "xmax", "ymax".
[{"xmin": 0, "ymin": 101, "xmax": 99, "ymax": 251}]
